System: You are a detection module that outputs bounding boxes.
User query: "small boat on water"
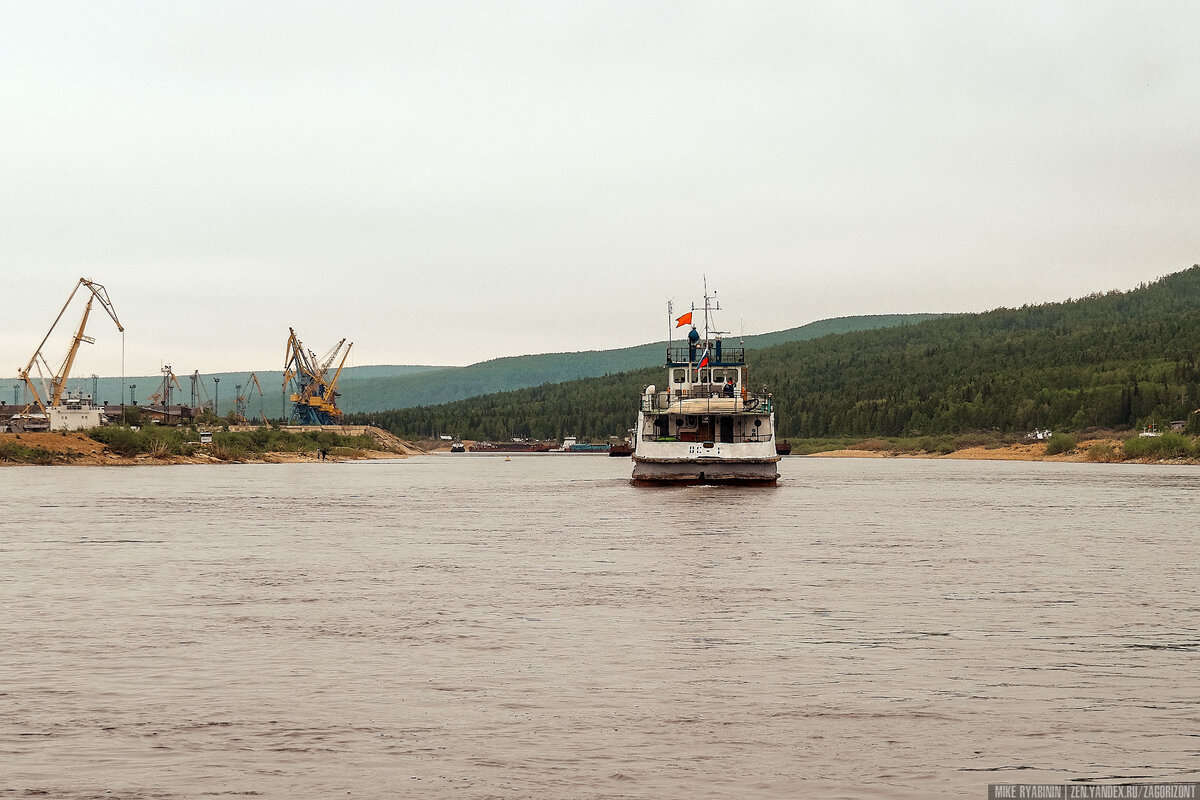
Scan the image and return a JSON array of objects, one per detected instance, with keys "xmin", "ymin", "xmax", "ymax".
[{"xmin": 631, "ymin": 287, "xmax": 780, "ymax": 484}]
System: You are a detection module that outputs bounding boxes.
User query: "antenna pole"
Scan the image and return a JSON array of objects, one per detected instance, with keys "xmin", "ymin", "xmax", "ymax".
[{"xmin": 667, "ymin": 299, "xmax": 673, "ymax": 356}]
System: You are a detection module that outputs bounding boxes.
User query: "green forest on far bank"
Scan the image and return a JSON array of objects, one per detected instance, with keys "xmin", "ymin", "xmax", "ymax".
[{"xmin": 352, "ymin": 265, "xmax": 1200, "ymax": 442}]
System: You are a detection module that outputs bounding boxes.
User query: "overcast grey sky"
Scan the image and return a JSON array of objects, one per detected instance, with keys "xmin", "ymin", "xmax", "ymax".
[{"xmin": 3, "ymin": 1, "xmax": 1198, "ymax": 379}]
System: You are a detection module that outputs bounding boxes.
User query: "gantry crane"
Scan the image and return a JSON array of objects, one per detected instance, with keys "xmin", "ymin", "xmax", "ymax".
[
  {"xmin": 188, "ymin": 370, "xmax": 214, "ymax": 412},
  {"xmin": 17, "ymin": 278, "xmax": 123, "ymax": 414},
  {"xmin": 148, "ymin": 365, "xmax": 183, "ymax": 408},
  {"xmin": 283, "ymin": 328, "xmax": 352, "ymax": 425},
  {"xmin": 233, "ymin": 372, "xmax": 264, "ymax": 424}
]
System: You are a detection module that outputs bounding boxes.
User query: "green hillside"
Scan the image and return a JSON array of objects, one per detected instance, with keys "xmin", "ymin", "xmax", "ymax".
[
  {"xmin": 356, "ymin": 266, "xmax": 1200, "ymax": 441},
  {"xmin": 340, "ymin": 313, "xmax": 943, "ymax": 412}
]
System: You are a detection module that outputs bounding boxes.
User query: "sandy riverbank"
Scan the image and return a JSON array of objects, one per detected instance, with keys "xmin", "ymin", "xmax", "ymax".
[
  {"xmin": 0, "ymin": 432, "xmax": 437, "ymax": 466},
  {"xmin": 805, "ymin": 438, "xmax": 1151, "ymax": 463}
]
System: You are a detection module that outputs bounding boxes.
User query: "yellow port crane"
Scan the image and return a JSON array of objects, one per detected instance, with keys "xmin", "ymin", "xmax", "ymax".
[
  {"xmin": 17, "ymin": 278, "xmax": 124, "ymax": 413},
  {"xmin": 283, "ymin": 328, "xmax": 352, "ymax": 425}
]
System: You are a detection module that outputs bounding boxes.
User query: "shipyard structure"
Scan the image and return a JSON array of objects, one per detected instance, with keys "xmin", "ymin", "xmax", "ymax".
[{"xmin": 3, "ymin": 278, "xmax": 351, "ymax": 432}]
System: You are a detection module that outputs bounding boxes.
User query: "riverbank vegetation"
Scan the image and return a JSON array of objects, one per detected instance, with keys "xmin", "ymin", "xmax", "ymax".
[
  {"xmin": 85, "ymin": 425, "xmax": 378, "ymax": 460},
  {"xmin": 0, "ymin": 427, "xmax": 379, "ymax": 464},
  {"xmin": 0, "ymin": 437, "xmax": 74, "ymax": 465},
  {"xmin": 788, "ymin": 433, "xmax": 1019, "ymax": 456}
]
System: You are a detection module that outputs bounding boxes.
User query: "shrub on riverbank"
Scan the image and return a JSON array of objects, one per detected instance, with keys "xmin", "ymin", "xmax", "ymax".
[
  {"xmin": 213, "ymin": 429, "xmax": 376, "ymax": 453},
  {"xmin": 0, "ymin": 439, "xmax": 64, "ymax": 464},
  {"xmin": 1082, "ymin": 442, "xmax": 1118, "ymax": 462},
  {"xmin": 1121, "ymin": 432, "xmax": 1196, "ymax": 460},
  {"xmin": 788, "ymin": 438, "xmax": 859, "ymax": 455},
  {"xmin": 850, "ymin": 436, "xmax": 959, "ymax": 455},
  {"xmin": 916, "ymin": 435, "xmax": 956, "ymax": 455},
  {"xmin": 87, "ymin": 426, "xmax": 196, "ymax": 457},
  {"xmin": 847, "ymin": 438, "xmax": 890, "ymax": 451},
  {"xmin": 1044, "ymin": 433, "xmax": 1077, "ymax": 455}
]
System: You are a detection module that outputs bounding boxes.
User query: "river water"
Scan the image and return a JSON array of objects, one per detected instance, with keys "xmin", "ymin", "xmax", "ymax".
[{"xmin": 0, "ymin": 456, "xmax": 1196, "ymax": 799}]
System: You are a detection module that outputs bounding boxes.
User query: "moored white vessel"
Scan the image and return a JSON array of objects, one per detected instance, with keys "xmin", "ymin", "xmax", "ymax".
[{"xmin": 631, "ymin": 289, "xmax": 780, "ymax": 484}]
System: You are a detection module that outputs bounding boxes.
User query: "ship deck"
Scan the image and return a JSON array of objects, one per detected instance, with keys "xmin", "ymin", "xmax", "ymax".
[{"xmin": 641, "ymin": 392, "xmax": 772, "ymax": 415}]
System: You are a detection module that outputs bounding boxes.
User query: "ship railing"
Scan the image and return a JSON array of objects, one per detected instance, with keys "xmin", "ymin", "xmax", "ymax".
[
  {"xmin": 640, "ymin": 431, "xmax": 775, "ymax": 444},
  {"xmin": 665, "ymin": 345, "xmax": 745, "ymax": 365},
  {"xmin": 640, "ymin": 390, "xmax": 772, "ymax": 414}
]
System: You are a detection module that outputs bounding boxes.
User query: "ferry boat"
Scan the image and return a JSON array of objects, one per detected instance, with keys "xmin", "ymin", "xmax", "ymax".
[{"xmin": 631, "ymin": 289, "xmax": 780, "ymax": 484}]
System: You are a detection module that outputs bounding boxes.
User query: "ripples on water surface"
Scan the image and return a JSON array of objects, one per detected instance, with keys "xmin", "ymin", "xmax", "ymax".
[{"xmin": 1, "ymin": 456, "xmax": 1197, "ymax": 798}]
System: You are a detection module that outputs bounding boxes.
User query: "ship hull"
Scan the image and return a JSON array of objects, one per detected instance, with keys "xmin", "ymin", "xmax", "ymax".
[
  {"xmin": 631, "ymin": 456, "xmax": 780, "ymax": 484},
  {"xmin": 631, "ymin": 405, "xmax": 781, "ymax": 484}
]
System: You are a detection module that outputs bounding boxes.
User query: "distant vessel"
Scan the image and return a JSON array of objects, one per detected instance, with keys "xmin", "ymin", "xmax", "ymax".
[
  {"xmin": 560, "ymin": 436, "xmax": 609, "ymax": 453},
  {"xmin": 632, "ymin": 288, "xmax": 780, "ymax": 484},
  {"xmin": 608, "ymin": 441, "xmax": 634, "ymax": 457},
  {"xmin": 467, "ymin": 440, "xmax": 557, "ymax": 453}
]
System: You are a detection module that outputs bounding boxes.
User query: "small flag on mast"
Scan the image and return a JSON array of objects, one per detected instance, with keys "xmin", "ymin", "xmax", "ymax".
[
  {"xmin": 675, "ymin": 311, "xmax": 693, "ymax": 328},
  {"xmin": 697, "ymin": 346, "xmax": 710, "ymax": 369}
]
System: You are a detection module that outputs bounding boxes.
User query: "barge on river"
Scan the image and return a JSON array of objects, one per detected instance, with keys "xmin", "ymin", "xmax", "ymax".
[{"xmin": 631, "ymin": 290, "xmax": 780, "ymax": 484}]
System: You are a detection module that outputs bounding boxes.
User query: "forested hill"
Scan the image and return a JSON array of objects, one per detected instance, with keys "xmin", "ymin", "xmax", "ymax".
[
  {"xmin": 355, "ymin": 265, "xmax": 1200, "ymax": 441},
  {"xmin": 338, "ymin": 313, "xmax": 943, "ymax": 412}
]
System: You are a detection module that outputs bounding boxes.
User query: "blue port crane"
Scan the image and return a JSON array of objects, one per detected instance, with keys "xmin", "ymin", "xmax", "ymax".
[{"xmin": 283, "ymin": 328, "xmax": 352, "ymax": 425}]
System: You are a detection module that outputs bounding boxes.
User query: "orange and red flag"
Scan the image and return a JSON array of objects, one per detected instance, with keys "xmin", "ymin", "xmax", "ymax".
[{"xmin": 675, "ymin": 311, "xmax": 693, "ymax": 328}]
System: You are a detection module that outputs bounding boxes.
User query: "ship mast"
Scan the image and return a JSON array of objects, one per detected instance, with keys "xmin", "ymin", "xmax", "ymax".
[{"xmin": 701, "ymin": 276, "xmax": 724, "ymax": 342}]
